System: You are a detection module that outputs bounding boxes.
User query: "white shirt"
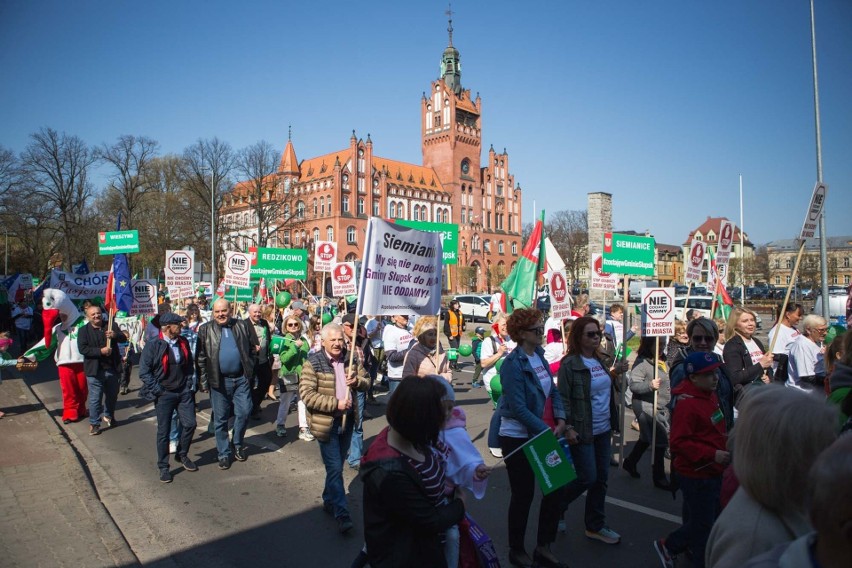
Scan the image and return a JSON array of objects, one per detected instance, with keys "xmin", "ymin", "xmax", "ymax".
[
  {"xmin": 768, "ymin": 323, "xmax": 800, "ymax": 373},
  {"xmin": 500, "ymin": 352, "xmax": 552, "ymax": 438},
  {"xmin": 381, "ymin": 324, "xmax": 413, "ymax": 379},
  {"xmin": 481, "ymin": 334, "xmax": 516, "ymax": 393},
  {"xmin": 743, "ymin": 337, "xmax": 765, "ymax": 366},
  {"xmin": 582, "ymin": 356, "xmax": 612, "ymax": 436},
  {"xmin": 787, "ymin": 335, "xmax": 824, "ymax": 390}
]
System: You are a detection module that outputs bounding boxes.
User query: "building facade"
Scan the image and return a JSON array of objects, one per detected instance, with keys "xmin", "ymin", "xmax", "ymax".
[
  {"xmin": 682, "ymin": 216, "xmax": 754, "ymax": 286},
  {"xmin": 766, "ymin": 236, "xmax": 852, "ymax": 288},
  {"xmin": 221, "ymin": 19, "xmax": 522, "ymax": 294}
]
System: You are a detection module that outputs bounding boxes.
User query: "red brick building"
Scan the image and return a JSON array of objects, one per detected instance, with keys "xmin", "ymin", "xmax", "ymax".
[{"xmin": 222, "ymin": 19, "xmax": 523, "ymax": 294}]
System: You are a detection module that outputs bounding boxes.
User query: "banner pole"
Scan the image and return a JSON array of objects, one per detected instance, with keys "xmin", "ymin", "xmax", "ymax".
[
  {"xmin": 343, "ymin": 296, "xmax": 359, "ymax": 430},
  {"xmin": 320, "ymin": 271, "xmax": 326, "ymax": 316},
  {"xmin": 619, "ymin": 274, "xmax": 629, "ymax": 465},
  {"xmin": 497, "ymin": 427, "xmax": 551, "ymax": 463},
  {"xmin": 682, "ymin": 282, "xmax": 693, "ymax": 321},
  {"xmin": 768, "ymin": 241, "xmax": 807, "ymax": 353},
  {"xmin": 651, "ymin": 337, "xmax": 659, "ymax": 466}
]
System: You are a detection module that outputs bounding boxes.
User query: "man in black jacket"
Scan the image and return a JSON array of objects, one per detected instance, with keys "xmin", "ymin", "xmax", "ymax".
[
  {"xmin": 138, "ymin": 312, "xmax": 197, "ymax": 483},
  {"xmin": 77, "ymin": 304, "xmax": 126, "ymax": 436},
  {"xmin": 196, "ymin": 299, "xmax": 258, "ymax": 470},
  {"xmin": 246, "ymin": 303, "xmax": 273, "ymax": 420}
]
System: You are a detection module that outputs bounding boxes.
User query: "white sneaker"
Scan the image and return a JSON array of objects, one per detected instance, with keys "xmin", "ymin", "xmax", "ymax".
[
  {"xmin": 489, "ymin": 447, "xmax": 503, "ymax": 458},
  {"xmin": 169, "ymin": 441, "xmax": 177, "ymax": 454},
  {"xmin": 299, "ymin": 428, "xmax": 315, "ymax": 441},
  {"xmin": 586, "ymin": 527, "xmax": 621, "ymax": 544}
]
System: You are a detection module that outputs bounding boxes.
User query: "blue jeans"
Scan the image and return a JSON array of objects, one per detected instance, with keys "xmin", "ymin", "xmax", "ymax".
[
  {"xmin": 155, "ymin": 385, "xmax": 196, "ymax": 470},
  {"xmin": 387, "ymin": 378, "xmax": 401, "ymax": 397},
  {"xmin": 347, "ymin": 390, "xmax": 366, "ymax": 467},
  {"xmin": 665, "ymin": 475, "xmax": 722, "ymax": 568},
  {"xmin": 319, "ymin": 415, "xmax": 354, "ymax": 519},
  {"xmin": 209, "ymin": 376, "xmax": 252, "ymax": 460},
  {"xmin": 87, "ymin": 368, "xmax": 119, "ymax": 426},
  {"xmin": 169, "ymin": 410, "xmax": 180, "ymax": 443},
  {"xmin": 488, "ymin": 407, "xmax": 502, "ymax": 448},
  {"xmin": 562, "ymin": 431, "xmax": 611, "ymax": 532}
]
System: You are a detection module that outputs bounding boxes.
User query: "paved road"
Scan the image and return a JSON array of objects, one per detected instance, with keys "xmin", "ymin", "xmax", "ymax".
[{"xmin": 23, "ymin": 350, "xmax": 700, "ymax": 568}]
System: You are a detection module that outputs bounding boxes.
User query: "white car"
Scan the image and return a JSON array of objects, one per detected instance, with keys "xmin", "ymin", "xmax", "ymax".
[
  {"xmin": 453, "ymin": 294, "xmax": 492, "ymax": 323},
  {"xmin": 674, "ymin": 296, "xmax": 714, "ymax": 320}
]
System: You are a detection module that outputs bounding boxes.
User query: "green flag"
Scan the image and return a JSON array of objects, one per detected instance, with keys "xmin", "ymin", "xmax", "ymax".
[
  {"xmin": 501, "ymin": 211, "xmax": 545, "ymax": 314},
  {"xmin": 521, "ymin": 429, "xmax": 576, "ymax": 495}
]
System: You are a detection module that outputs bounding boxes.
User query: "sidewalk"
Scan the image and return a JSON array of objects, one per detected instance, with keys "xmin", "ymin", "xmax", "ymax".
[{"xmin": 0, "ymin": 374, "xmax": 139, "ymax": 567}]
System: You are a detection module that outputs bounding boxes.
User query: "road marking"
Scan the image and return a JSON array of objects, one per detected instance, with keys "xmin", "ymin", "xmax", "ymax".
[{"xmin": 605, "ymin": 495, "xmax": 682, "ymax": 524}]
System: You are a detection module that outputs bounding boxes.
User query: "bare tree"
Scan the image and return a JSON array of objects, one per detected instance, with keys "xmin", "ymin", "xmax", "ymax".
[
  {"xmin": 19, "ymin": 128, "xmax": 95, "ymax": 269},
  {"xmin": 182, "ymin": 138, "xmax": 235, "ymax": 281},
  {"xmin": 0, "ymin": 145, "xmax": 19, "ymax": 199},
  {"xmin": 234, "ymin": 140, "xmax": 281, "ymax": 248},
  {"xmin": 98, "ymin": 135, "xmax": 159, "ymax": 229},
  {"xmin": 547, "ymin": 209, "xmax": 588, "ymax": 285}
]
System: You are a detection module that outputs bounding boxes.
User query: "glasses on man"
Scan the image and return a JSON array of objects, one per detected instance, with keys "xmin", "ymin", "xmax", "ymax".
[
  {"xmin": 814, "ymin": 327, "xmax": 828, "ymax": 334},
  {"xmin": 585, "ymin": 331, "xmax": 602, "ymax": 339}
]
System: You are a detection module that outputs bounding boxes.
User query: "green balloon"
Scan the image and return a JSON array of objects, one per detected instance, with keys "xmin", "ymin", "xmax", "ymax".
[
  {"xmin": 116, "ymin": 310, "xmax": 128, "ymax": 318},
  {"xmin": 826, "ymin": 324, "xmax": 846, "ymax": 345},
  {"xmin": 321, "ymin": 312, "xmax": 333, "ymax": 325},
  {"xmin": 458, "ymin": 344, "xmax": 472, "ymax": 357},
  {"xmin": 490, "ymin": 374, "xmax": 502, "ymax": 403},
  {"xmin": 447, "ymin": 348, "xmax": 459, "ymax": 361},
  {"xmin": 495, "ymin": 358, "xmax": 504, "ymax": 373},
  {"xmin": 275, "ymin": 291, "xmax": 292, "ymax": 308}
]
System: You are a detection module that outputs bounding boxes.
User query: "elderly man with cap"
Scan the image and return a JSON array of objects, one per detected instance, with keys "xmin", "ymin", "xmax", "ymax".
[
  {"xmin": 285, "ymin": 300, "xmax": 308, "ymax": 326},
  {"xmin": 668, "ymin": 317, "xmax": 734, "ymax": 430},
  {"xmin": 138, "ymin": 312, "xmax": 198, "ymax": 482},
  {"xmin": 196, "ymin": 298, "xmax": 258, "ymax": 470}
]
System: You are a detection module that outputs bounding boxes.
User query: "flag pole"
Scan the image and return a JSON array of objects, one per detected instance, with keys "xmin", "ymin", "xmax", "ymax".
[
  {"xmin": 651, "ymin": 337, "xmax": 659, "ymax": 466},
  {"xmin": 497, "ymin": 427, "xmax": 551, "ymax": 463},
  {"xmin": 618, "ymin": 274, "xmax": 629, "ymax": 465},
  {"xmin": 682, "ymin": 282, "xmax": 693, "ymax": 321}
]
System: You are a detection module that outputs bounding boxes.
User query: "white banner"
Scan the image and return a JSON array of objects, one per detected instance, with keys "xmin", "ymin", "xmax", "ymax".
[
  {"xmin": 331, "ymin": 262, "xmax": 358, "ymax": 296},
  {"xmin": 168, "ymin": 286, "xmax": 196, "ymax": 300},
  {"xmin": 224, "ymin": 251, "xmax": 251, "ymax": 288},
  {"xmin": 641, "ymin": 287, "xmax": 676, "ymax": 337},
  {"xmin": 547, "ymin": 270, "xmax": 572, "ymax": 320},
  {"xmin": 165, "ymin": 249, "xmax": 194, "ymax": 287},
  {"xmin": 50, "ymin": 269, "xmax": 110, "ymax": 300},
  {"xmin": 684, "ymin": 238, "xmax": 706, "ymax": 283},
  {"xmin": 716, "ymin": 220, "xmax": 734, "ymax": 265},
  {"xmin": 357, "ymin": 217, "xmax": 443, "ymax": 316},
  {"xmin": 130, "ymin": 278, "xmax": 158, "ymax": 316},
  {"xmin": 590, "ymin": 253, "xmax": 619, "ymax": 292},
  {"xmin": 314, "ymin": 241, "xmax": 338, "ymax": 273}
]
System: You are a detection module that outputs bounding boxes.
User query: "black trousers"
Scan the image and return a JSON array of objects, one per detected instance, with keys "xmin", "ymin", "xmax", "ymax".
[{"xmin": 251, "ymin": 361, "xmax": 274, "ymax": 413}]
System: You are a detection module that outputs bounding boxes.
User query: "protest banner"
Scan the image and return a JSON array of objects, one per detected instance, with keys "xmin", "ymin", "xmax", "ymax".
[
  {"xmin": 641, "ymin": 288, "xmax": 676, "ymax": 336},
  {"xmin": 97, "ymin": 230, "xmax": 139, "ymax": 255},
  {"xmin": 50, "ymin": 269, "xmax": 110, "ymax": 300},
  {"xmin": 331, "ymin": 262, "xmax": 358, "ymax": 296},
  {"xmin": 314, "ymin": 241, "xmax": 337, "ymax": 272},
  {"xmin": 602, "ymin": 232, "xmax": 655, "ymax": 276},
  {"xmin": 225, "ymin": 252, "xmax": 251, "ymax": 288},
  {"xmin": 684, "ymin": 238, "xmax": 706, "ymax": 283},
  {"xmin": 800, "ymin": 182, "xmax": 827, "ymax": 240},
  {"xmin": 130, "ymin": 279, "xmax": 157, "ymax": 316},
  {"xmin": 394, "ymin": 219, "xmax": 458, "ymax": 265},
  {"xmin": 168, "ymin": 286, "xmax": 196, "ymax": 300},
  {"xmin": 716, "ymin": 220, "xmax": 734, "ymax": 265},
  {"xmin": 590, "ymin": 253, "xmax": 618, "ymax": 292},
  {"xmin": 165, "ymin": 249, "xmax": 194, "ymax": 287},
  {"xmin": 357, "ymin": 217, "xmax": 443, "ymax": 315},
  {"xmin": 547, "ymin": 270, "xmax": 572, "ymax": 320},
  {"xmin": 249, "ymin": 247, "xmax": 308, "ymax": 279}
]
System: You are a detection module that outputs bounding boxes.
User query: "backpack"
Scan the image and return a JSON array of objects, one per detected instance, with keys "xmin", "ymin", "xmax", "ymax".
[{"xmin": 472, "ymin": 338, "xmax": 483, "ymax": 362}]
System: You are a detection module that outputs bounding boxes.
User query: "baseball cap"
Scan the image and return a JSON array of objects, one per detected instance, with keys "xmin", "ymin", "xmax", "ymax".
[
  {"xmin": 474, "ymin": 326, "xmax": 486, "ymax": 335},
  {"xmin": 341, "ymin": 313, "xmax": 357, "ymax": 327},
  {"xmin": 684, "ymin": 352, "xmax": 723, "ymax": 375},
  {"xmin": 159, "ymin": 313, "xmax": 186, "ymax": 326},
  {"xmin": 291, "ymin": 300, "xmax": 306, "ymax": 310}
]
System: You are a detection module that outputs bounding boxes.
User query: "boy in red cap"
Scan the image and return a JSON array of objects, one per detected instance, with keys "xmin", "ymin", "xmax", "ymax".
[{"xmin": 654, "ymin": 351, "xmax": 730, "ymax": 568}]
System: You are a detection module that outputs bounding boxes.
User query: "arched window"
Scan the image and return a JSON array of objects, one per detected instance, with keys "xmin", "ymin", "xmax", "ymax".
[
  {"xmin": 358, "ymin": 197, "xmax": 365, "ymax": 215},
  {"xmin": 313, "ymin": 198, "xmax": 318, "ymax": 217},
  {"xmin": 389, "ymin": 202, "xmax": 396, "ymax": 218},
  {"xmin": 320, "ymin": 197, "xmax": 325, "ymax": 216},
  {"xmin": 327, "ymin": 226, "xmax": 334, "ymax": 241},
  {"xmin": 373, "ymin": 199, "xmax": 380, "ymax": 216},
  {"xmin": 413, "ymin": 205, "xmax": 420, "ymax": 221},
  {"xmin": 512, "ymin": 242, "xmax": 518, "ymax": 255},
  {"xmin": 284, "ymin": 204, "xmax": 290, "ymax": 219},
  {"xmin": 313, "ymin": 228, "xmax": 320, "ymax": 243},
  {"xmin": 347, "ymin": 226, "xmax": 357, "ymax": 244},
  {"xmin": 296, "ymin": 201, "xmax": 305, "ymax": 219},
  {"xmin": 342, "ymin": 195, "xmax": 350, "ymax": 213},
  {"xmin": 242, "ymin": 213, "xmax": 248, "ymax": 225},
  {"xmin": 498, "ymin": 241, "xmax": 504, "ymax": 254}
]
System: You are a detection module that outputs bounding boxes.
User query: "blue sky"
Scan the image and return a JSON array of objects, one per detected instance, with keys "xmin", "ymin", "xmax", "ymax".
[{"xmin": 1, "ymin": 0, "xmax": 850, "ymax": 247}]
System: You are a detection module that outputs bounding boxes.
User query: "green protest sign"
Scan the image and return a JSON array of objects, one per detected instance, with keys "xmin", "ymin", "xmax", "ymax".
[
  {"xmin": 394, "ymin": 219, "xmax": 458, "ymax": 265},
  {"xmin": 98, "ymin": 230, "xmax": 140, "ymax": 255},
  {"xmin": 249, "ymin": 247, "xmax": 308, "ymax": 279},
  {"xmin": 601, "ymin": 232, "xmax": 655, "ymax": 276},
  {"xmin": 522, "ymin": 430, "xmax": 577, "ymax": 495}
]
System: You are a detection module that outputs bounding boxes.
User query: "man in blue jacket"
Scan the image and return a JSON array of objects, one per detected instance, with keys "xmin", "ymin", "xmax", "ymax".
[{"xmin": 139, "ymin": 312, "xmax": 197, "ymax": 483}]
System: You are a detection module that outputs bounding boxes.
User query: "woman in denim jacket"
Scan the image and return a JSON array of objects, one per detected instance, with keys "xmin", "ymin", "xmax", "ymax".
[{"xmin": 498, "ymin": 308, "xmax": 567, "ymax": 568}]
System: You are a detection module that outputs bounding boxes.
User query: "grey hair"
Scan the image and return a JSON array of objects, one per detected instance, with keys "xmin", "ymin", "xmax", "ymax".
[
  {"xmin": 687, "ymin": 317, "xmax": 719, "ymax": 341},
  {"xmin": 800, "ymin": 314, "xmax": 826, "ymax": 335},
  {"xmin": 734, "ymin": 385, "xmax": 837, "ymax": 515},
  {"xmin": 320, "ymin": 322, "xmax": 344, "ymax": 340}
]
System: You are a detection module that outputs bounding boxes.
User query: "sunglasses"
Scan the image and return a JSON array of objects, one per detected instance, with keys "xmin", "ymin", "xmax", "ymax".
[
  {"xmin": 286, "ymin": 323, "xmax": 301, "ymax": 327},
  {"xmin": 526, "ymin": 326, "xmax": 544, "ymax": 333},
  {"xmin": 585, "ymin": 331, "xmax": 602, "ymax": 338},
  {"xmin": 691, "ymin": 335, "xmax": 714, "ymax": 343}
]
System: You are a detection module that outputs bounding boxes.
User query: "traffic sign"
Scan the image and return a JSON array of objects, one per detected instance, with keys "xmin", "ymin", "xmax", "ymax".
[
  {"xmin": 641, "ymin": 287, "xmax": 675, "ymax": 336},
  {"xmin": 331, "ymin": 262, "xmax": 358, "ymax": 296},
  {"xmin": 314, "ymin": 241, "xmax": 337, "ymax": 272},
  {"xmin": 98, "ymin": 230, "xmax": 140, "ymax": 255},
  {"xmin": 225, "ymin": 251, "xmax": 251, "ymax": 288},
  {"xmin": 684, "ymin": 238, "xmax": 706, "ymax": 283},
  {"xmin": 602, "ymin": 232, "xmax": 655, "ymax": 276},
  {"xmin": 165, "ymin": 249, "xmax": 194, "ymax": 287}
]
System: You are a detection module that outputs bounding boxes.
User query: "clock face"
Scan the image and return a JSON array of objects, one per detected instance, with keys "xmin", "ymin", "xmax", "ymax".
[{"xmin": 461, "ymin": 160, "xmax": 470, "ymax": 175}]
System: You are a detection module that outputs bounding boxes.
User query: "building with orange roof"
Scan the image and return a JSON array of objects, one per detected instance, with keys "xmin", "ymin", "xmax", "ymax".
[
  {"xmin": 221, "ymin": 15, "xmax": 522, "ymax": 295},
  {"xmin": 681, "ymin": 216, "xmax": 755, "ymax": 286}
]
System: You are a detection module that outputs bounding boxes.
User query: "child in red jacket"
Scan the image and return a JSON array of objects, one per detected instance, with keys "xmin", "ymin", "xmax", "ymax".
[{"xmin": 654, "ymin": 352, "xmax": 730, "ymax": 568}]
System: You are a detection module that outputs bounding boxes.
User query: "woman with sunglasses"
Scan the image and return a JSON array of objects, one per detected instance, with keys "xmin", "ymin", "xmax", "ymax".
[
  {"xmin": 557, "ymin": 316, "xmax": 623, "ymax": 546},
  {"xmin": 498, "ymin": 308, "xmax": 567, "ymax": 568},
  {"xmin": 275, "ymin": 314, "xmax": 312, "ymax": 440}
]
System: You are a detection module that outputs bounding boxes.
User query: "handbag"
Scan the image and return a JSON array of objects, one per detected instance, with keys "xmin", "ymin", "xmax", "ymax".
[{"xmin": 281, "ymin": 372, "xmax": 299, "ymax": 386}]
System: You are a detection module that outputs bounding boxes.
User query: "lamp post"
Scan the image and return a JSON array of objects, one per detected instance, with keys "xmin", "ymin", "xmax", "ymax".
[
  {"xmin": 809, "ymin": 0, "xmax": 829, "ymax": 319},
  {"xmin": 210, "ymin": 169, "xmax": 216, "ymax": 290}
]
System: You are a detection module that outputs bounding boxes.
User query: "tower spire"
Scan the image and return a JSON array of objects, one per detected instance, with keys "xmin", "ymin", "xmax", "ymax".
[
  {"xmin": 440, "ymin": 5, "xmax": 462, "ymax": 95},
  {"xmin": 446, "ymin": 4, "xmax": 454, "ymax": 47}
]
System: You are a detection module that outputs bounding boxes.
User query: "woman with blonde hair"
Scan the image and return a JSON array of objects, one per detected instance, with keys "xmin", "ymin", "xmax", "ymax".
[
  {"xmin": 722, "ymin": 307, "xmax": 773, "ymax": 399},
  {"xmin": 705, "ymin": 385, "xmax": 837, "ymax": 567},
  {"xmin": 402, "ymin": 316, "xmax": 452, "ymax": 382}
]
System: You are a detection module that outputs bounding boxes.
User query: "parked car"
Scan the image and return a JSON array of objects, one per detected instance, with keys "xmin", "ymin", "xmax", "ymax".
[
  {"xmin": 813, "ymin": 288, "xmax": 849, "ymax": 327},
  {"xmin": 628, "ymin": 279, "xmax": 660, "ymax": 303},
  {"xmin": 726, "ymin": 287, "xmax": 742, "ymax": 301},
  {"xmin": 674, "ymin": 296, "xmax": 714, "ymax": 320},
  {"xmin": 674, "ymin": 284, "xmax": 689, "ymax": 296},
  {"xmin": 452, "ymin": 294, "xmax": 492, "ymax": 323}
]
